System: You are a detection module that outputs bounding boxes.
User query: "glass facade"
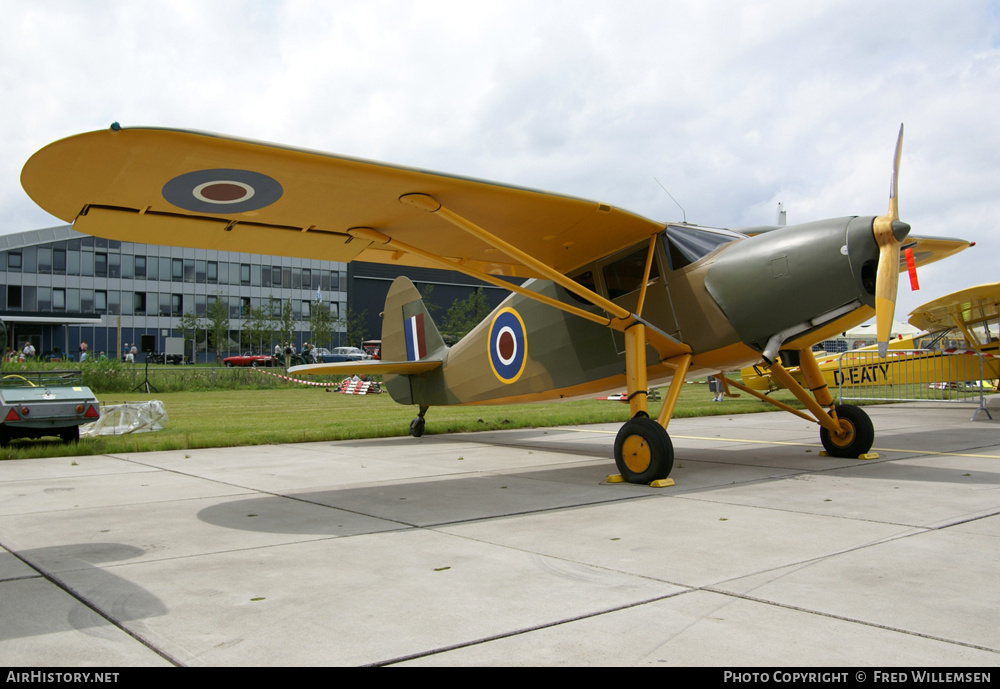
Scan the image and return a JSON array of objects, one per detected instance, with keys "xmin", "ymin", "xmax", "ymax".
[{"xmin": 0, "ymin": 226, "xmax": 349, "ymax": 362}]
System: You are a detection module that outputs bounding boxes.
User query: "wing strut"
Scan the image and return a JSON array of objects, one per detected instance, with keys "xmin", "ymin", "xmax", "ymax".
[
  {"xmin": 398, "ymin": 193, "xmax": 632, "ymax": 321},
  {"xmin": 347, "ymin": 226, "xmax": 615, "ymax": 328}
]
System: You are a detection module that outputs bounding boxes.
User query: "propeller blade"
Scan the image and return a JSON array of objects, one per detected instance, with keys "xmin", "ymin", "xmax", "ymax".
[{"xmin": 872, "ymin": 124, "xmax": 909, "ymax": 357}]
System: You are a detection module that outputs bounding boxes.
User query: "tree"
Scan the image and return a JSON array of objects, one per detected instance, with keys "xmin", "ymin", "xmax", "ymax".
[
  {"xmin": 336, "ymin": 307, "xmax": 368, "ymax": 348},
  {"xmin": 206, "ymin": 294, "xmax": 231, "ymax": 363},
  {"xmin": 242, "ymin": 302, "xmax": 273, "ymax": 354},
  {"xmin": 175, "ymin": 310, "xmax": 203, "ymax": 363},
  {"xmin": 276, "ymin": 298, "xmax": 296, "ymax": 346},
  {"xmin": 419, "ymin": 284, "xmax": 442, "ymax": 319},
  {"xmin": 309, "ymin": 298, "xmax": 335, "ymax": 348},
  {"xmin": 441, "ymin": 289, "xmax": 490, "ymax": 341}
]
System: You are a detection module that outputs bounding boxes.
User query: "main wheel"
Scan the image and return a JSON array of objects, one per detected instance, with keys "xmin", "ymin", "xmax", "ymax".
[
  {"xmin": 820, "ymin": 404, "xmax": 874, "ymax": 458},
  {"xmin": 60, "ymin": 426, "xmax": 80, "ymax": 444},
  {"xmin": 614, "ymin": 416, "xmax": 673, "ymax": 484}
]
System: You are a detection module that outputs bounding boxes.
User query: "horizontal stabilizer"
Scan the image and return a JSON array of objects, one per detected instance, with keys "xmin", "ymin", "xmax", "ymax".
[{"xmin": 289, "ymin": 359, "xmax": 442, "ymax": 377}]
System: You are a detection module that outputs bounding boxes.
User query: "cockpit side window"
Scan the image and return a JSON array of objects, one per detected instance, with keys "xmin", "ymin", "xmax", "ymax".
[
  {"xmin": 663, "ymin": 225, "xmax": 741, "ymax": 270},
  {"xmin": 603, "ymin": 248, "xmax": 659, "ymax": 299}
]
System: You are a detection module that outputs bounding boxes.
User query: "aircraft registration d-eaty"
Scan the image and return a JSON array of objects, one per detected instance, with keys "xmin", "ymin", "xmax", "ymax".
[{"xmin": 21, "ymin": 124, "xmax": 971, "ymax": 484}]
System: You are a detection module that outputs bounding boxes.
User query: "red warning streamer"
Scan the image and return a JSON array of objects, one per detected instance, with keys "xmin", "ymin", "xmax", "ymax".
[{"xmin": 905, "ymin": 247, "xmax": 920, "ymax": 291}]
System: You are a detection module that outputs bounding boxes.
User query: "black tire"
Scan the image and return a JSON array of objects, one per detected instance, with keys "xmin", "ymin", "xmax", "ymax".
[
  {"xmin": 409, "ymin": 417, "xmax": 425, "ymax": 438},
  {"xmin": 820, "ymin": 405, "xmax": 874, "ymax": 458},
  {"xmin": 0, "ymin": 426, "xmax": 10, "ymax": 448},
  {"xmin": 614, "ymin": 416, "xmax": 673, "ymax": 484},
  {"xmin": 60, "ymin": 426, "xmax": 80, "ymax": 444},
  {"xmin": 225, "ymin": 361, "xmax": 233, "ymax": 368}
]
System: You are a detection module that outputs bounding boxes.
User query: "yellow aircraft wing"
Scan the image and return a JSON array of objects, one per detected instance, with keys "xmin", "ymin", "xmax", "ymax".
[
  {"xmin": 902, "ymin": 236, "xmax": 972, "ymax": 271},
  {"xmin": 21, "ymin": 126, "xmax": 664, "ymax": 279}
]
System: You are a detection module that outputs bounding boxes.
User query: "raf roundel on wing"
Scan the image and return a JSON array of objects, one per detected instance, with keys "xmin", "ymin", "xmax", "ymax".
[
  {"xmin": 488, "ymin": 307, "xmax": 527, "ymax": 384},
  {"xmin": 162, "ymin": 169, "xmax": 283, "ymax": 214}
]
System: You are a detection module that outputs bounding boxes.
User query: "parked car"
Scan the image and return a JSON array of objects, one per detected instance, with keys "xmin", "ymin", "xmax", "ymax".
[
  {"xmin": 312, "ymin": 347, "xmax": 372, "ymax": 363},
  {"xmin": 0, "ymin": 370, "xmax": 100, "ymax": 446},
  {"xmin": 362, "ymin": 340, "xmax": 381, "ymax": 360},
  {"xmin": 147, "ymin": 352, "xmax": 185, "ymax": 365},
  {"xmin": 223, "ymin": 353, "xmax": 276, "ymax": 367}
]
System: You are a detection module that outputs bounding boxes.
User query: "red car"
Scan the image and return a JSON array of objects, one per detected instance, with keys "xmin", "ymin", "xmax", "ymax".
[{"xmin": 223, "ymin": 353, "xmax": 275, "ymax": 367}]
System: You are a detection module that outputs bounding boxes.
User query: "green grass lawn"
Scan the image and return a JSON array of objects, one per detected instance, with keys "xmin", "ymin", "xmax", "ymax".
[{"xmin": 0, "ymin": 381, "xmax": 806, "ymax": 461}]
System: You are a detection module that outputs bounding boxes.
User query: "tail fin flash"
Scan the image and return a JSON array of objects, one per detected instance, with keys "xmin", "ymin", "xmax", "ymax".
[{"xmin": 382, "ymin": 276, "xmax": 447, "ymax": 362}]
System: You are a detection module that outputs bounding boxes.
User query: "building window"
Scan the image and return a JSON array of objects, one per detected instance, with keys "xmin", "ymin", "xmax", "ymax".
[
  {"xmin": 7, "ymin": 252, "xmax": 21, "ymax": 272},
  {"xmin": 134, "ymin": 292, "xmax": 146, "ymax": 315},
  {"xmin": 95, "ymin": 290, "xmax": 107, "ymax": 312},
  {"xmin": 7, "ymin": 285, "xmax": 21, "ymax": 309},
  {"xmin": 172, "ymin": 258, "xmax": 183, "ymax": 282},
  {"xmin": 37, "ymin": 248, "xmax": 52, "ymax": 273},
  {"xmin": 37, "ymin": 287, "xmax": 51, "ymax": 311},
  {"xmin": 172, "ymin": 293, "xmax": 183, "ymax": 316},
  {"xmin": 241, "ymin": 263, "xmax": 251, "ymax": 285},
  {"xmin": 207, "ymin": 261, "xmax": 218, "ymax": 283},
  {"xmin": 95, "ymin": 252, "xmax": 108, "ymax": 277},
  {"xmin": 53, "ymin": 248, "xmax": 66, "ymax": 273},
  {"xmin": 53, "ymin": 288, "xmax": 66, "ymax": 310}
]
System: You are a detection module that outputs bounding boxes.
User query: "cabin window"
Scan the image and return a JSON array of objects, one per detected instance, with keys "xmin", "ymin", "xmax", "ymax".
[{"xmin": 603, "ymin": 249, "xmax": 659, "ymax": 299}]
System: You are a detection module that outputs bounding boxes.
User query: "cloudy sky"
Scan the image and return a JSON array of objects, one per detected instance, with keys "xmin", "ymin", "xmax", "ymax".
[{"xmin": 2, "ymin": 0, "xmax": 997, "ymax": 319}]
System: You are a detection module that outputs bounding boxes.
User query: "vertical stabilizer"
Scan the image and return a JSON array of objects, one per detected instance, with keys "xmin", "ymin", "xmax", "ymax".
[{"xmin": 381, "ymin": 277, "xmax": 447, "ymax": 403}]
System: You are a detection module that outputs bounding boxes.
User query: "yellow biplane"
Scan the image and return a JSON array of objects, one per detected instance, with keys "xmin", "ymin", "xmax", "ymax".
[
  {"xmin": 21, "ymin": 124, "xmax": 971, "ymax": 484},
  {"xmin": 741, "ymin": 284, "xmax": 1000, "ymax": 395},
  {"xmin": 909, "ymin": 282, "xmax": 1000, "ymax": 356}
]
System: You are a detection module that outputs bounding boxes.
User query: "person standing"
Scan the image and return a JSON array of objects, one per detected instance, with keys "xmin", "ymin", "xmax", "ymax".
[{"xmin": 708, "ymin": 376, "xmax": 724, "ymax": 402}]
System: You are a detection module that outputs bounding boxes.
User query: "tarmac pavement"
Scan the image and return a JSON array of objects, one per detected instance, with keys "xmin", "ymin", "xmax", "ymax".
[{"xmin": 1, "ymin": 400, "xmax": 998, "ymax": 666}]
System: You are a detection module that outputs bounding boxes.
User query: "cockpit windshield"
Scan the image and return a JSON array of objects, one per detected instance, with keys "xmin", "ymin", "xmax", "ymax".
[{"xmin": 662, "ymin": 224, "xmax": 742, "ymax": 270}]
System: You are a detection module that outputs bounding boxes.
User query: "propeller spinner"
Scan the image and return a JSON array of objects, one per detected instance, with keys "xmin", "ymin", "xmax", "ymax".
[{"xmin": 873, "ymin": 124, "xmax": 911, "ymax": 357}]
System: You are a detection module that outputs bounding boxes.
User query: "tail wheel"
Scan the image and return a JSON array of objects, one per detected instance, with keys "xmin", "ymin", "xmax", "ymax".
[
  {"xmin": 820, "ymin": 405, "xmax": 874, "ymax": 458},
  {"xmin": 614, "ymin": 416, "xmax": 673, "ymax": 484},
  {"xmin": 409, "ymin": 417, "xmax": 425, "ymax": 438}
]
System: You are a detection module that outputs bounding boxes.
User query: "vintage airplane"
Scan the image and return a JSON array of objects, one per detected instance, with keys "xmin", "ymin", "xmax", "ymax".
[
  {"xmin": 909, "ymin": 282, "xmax": 1000, "ymax": 356},
  {"xmin": 21, "ymin": 124, "xmax": 972, "ymax": 484}
]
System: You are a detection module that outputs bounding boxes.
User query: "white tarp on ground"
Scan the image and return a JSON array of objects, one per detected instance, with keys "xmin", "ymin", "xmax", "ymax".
[{"xmin": 80, "ymin": 400, "xmax": 168, "ymax": 437}]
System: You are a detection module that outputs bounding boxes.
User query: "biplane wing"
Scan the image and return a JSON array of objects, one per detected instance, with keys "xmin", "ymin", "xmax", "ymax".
[
  {"xmin": 21, "ymin": 126, "xmax": 663, "ymax": 280},
  {"xmin": 909, "ymin": 283, "xmax": 1000, "ymax": 332},
  {"xmin": 908, "ymin": 283, "xmax": 1000, "ymax": 354}
]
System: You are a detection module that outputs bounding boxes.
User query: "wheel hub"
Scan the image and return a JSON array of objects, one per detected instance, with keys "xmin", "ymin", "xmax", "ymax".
[
  {"xmin": 621, "ymin": 434, "xmax": 652, "ymax": 473},
  {"xmin": 830, "ymin": 419, "xmax": 856, "ymax": 448}
]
